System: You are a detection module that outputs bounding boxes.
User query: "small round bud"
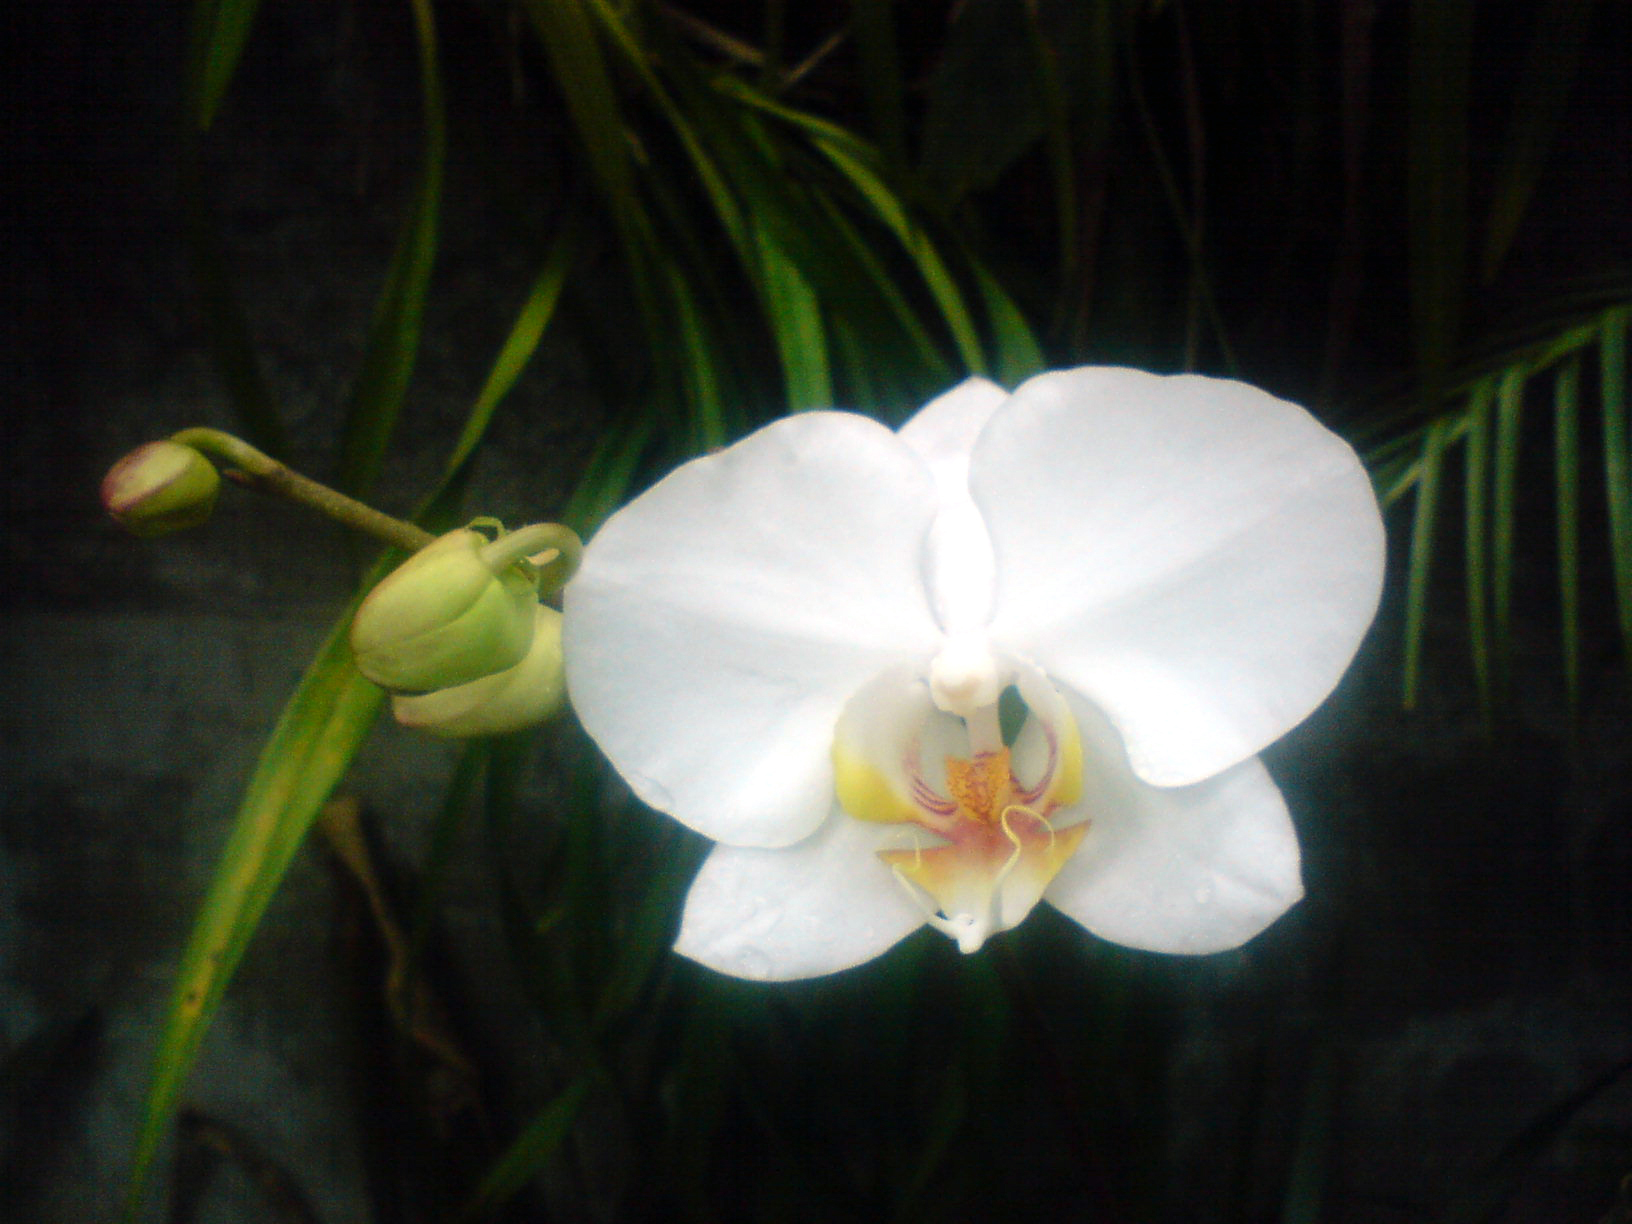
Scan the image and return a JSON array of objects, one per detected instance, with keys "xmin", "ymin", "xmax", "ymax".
[
  {"xmin": 351, "ymin": 527, "xmax": 538, "ymax": 692},
  {"xmin": 391, "ymin": 605, "xmax": 565, "ymax": 737},
  {"xmin": 101, "ymin": 441, "xmax": 221, "ymax": 537}
]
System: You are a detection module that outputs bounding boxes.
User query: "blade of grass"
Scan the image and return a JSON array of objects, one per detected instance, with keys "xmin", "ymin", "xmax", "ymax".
[
  {"xmin": 336, "ymin": 0, "xmax": 447, "ymax": 498},
  {"xmin": 1463, "ymin": 378, "xmax": 1496, "ymax": 715},
  {"xmin": 1479, "ymin": 0, "xmax": 1596, "ymax": 283},
  {"xmin": 518, "ymin": 0, "xmax": 634, "ymax": 221},
  {"xmin": 756, "ymin": 222, "xmax": 832, "ymax": 410},
  {"xmin": 1602, "ymin": 305, "xmax": 1632, "ymax": 660},
  {"xmin": 1554, "ymin": 356, "xmax": 1582, "ymax": 709},
  {"xmin": 1277, "ymin": 1037, "xmax": 1338, "ymax": 1224},
  {"xmin": 1404, "ymin": 416, "xmax": 1451, "ymax": 707},
  {"xmin": 972, "ymin": 264, "xmax": 1046, "ymax": 386},
  {"xmin": 811, "ymin": 138, "xmax": 987, "ymax": 375},
  {"xmin": 663, "ymin": 262, "xmax": 728, "ymax": 450},
  {"xmin": 452, "ymin": 1080, "xmax": 591, "ymax": 1223},
  {"xmin": 850, "ymin": 0, "xmax": 907, "ymax": 170},
  {"xmin": 1492, "ymin": 365, "xmax": 1527, "ymax": 690},
  {"xmin": 119, "ymin": 604, "xmax": 388, "ymax": 1222},
  {"xmin": 562, "ymin": 414, "xmax": 653, "ymax": 534},
  {"xmin": 440, "ymin": 225, "xmax": 577, "ymax": 481},
  {"xmin": 186, "ymin": 0, "xmax": 264, "ymax": 131}
]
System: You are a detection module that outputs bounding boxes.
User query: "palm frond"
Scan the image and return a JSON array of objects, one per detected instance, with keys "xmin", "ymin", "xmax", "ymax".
[{"xmin": 1372, "ymin": 298, "xmax": 1632, "ymax": 708}]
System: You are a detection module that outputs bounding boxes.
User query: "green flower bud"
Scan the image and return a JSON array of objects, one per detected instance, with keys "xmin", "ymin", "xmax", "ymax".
[
  {"xmin": 101, "ymin": 441, "xmax": 220, "ymax": 536},
  {"xmin": 351, "ymin": 527, "xmax": 539, "ymax": 692},
  {"xmin": 391, "ymin": 605, "xmax": 566, "ymax": 738}
]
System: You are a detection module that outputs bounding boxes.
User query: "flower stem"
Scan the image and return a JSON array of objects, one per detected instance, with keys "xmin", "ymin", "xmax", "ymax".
[{"xmin": 170, "ymin": 428, "xmax": 435, "ymax": 553}]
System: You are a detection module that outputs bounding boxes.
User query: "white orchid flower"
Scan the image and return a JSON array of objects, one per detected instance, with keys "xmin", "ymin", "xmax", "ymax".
[{"xmin": 563, "ymin": 367, "xmax": 1385, "ymax": 981}]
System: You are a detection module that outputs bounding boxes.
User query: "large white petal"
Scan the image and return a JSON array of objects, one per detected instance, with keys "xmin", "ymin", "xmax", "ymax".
[
  {"xmin": 1045, "ymin": 692, "xmax": 1302, "ymax": 954},
  {"xmin": 676, "ymin": 815, "xmax": 929, "ymax": 980},
  {"xmin": 974, "ymin": 366, "xmax": 1384, "ymax": 786},
  {"xmin": 564, "ymin": 412, "xmax": 941, "ymax": 847},
  {"xmin": 898, "ymin": 378, "xmax": 1010, "ymax": 634}
]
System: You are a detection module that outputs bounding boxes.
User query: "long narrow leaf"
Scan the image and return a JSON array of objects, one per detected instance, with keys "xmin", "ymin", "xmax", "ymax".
[
  {"xmin": 442, "ymin": 225, "xmax": 577, "ymax": 480},
  {"xmin": 1479, "ymin": 0, "xmax": 1596, "ymax": 282},
  {"xmin": 1463, "ymin": 378, "xmax": 1495, "ymax": 712},
  {"xmin": 119, "ymin": 608, "xmax": 387, "ymax": 1221},
  {"xmin": 756, "ymin": 222, "xmax": 832, "ymax": 410},
  {"xmin": 519, "ymin": 0, "xmax": 634, "ymax": 218},
  {"xmin": 1602, "ymin": 305, "xmax": 1632, "ymax": 659},
  {"xmin": 1554, "ymin": 357, "xmax": 1582, "ymax": 708},
  {"xmin": 453, "ymin": 1080, "xmax": 591, "ymax": 1223},
  {"xmin": 972, "ymin": 264, "xmax": 1046, "ymax": 386},
  {"xmin": 817, "ymin": 139, "xmax": 988, "ymax": 374},
  {"xmin": 1404, "ymin": 416, "xmax": 1451, "ymax": 707},
  {"xmin": 1492, "ymin": 366, "xmax": 1528, "ymax": 688},
  {"xmin": 337, "ymin": 0, "xmax": 447, "ymax": 497},
  {"xmin": 186, "ymin": 0, "xmax": 264, "ymax": 131}
]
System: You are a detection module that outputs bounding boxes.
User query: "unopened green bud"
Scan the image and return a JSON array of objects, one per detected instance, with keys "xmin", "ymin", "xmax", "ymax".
[
  {"xmin": 391, "ymin": 605, "xmax": 566, "ymax": 738},
  {"xmin": 101, "ymin": 441, "xmax": 220, "ymax": 536},
  {"xmin": 351, "ymin": 527, "xmax": 539, "ymax": 692}
]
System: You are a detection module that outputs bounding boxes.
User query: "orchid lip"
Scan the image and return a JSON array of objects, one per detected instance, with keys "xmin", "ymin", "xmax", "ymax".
[{"xmin": 834, "ymin": 658, "xmax": 1089, "ymax": 953}]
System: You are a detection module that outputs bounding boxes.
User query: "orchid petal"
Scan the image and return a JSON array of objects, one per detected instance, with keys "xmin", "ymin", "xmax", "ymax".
[
  {"xmin": 564, "ymin": 413, "xmax": 941, "ymax": 847},
  {"xmin": 973, "ymin": 367, "xmax": 1384, "ymax": 786},
  {"xmin": 899, "ymin": 378, "xmax": 1010, "ymax": 634},
  {"xmin": 1045, "ymin": 691, "xmax": 1302, "ymax": 954},
  {"xmin": 676, "ymin": 815, "xmax": 928, "ymax": 980},
  {"xmin": 831, "ymin": 664, "xmax": 961, "ymax": 828}
]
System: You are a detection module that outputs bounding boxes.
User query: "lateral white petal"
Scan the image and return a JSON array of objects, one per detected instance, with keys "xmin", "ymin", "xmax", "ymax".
[
  {"xmin": 1045, "ymin": 692, "xmax": 1303, "ymax": 954},
  {"xmin": 564, "ymin": 412, "xmax": 941, "ymax": 847},
  {"xmin": 899, "ymin": 378, "xmax": 1010, "ymax": 635},
  {"xmin": 974, "ymin": 366, "xmax": 1384, "ymax": 786},
  {"xmin": 676, "ymin": 815, "xmax": 928, "ymax": 981}
]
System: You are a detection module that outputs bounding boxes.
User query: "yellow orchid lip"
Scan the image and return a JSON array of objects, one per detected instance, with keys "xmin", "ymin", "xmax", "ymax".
[{"xmin": 833, "ymin": 664, "xmax": 1089, "ymax": 952}]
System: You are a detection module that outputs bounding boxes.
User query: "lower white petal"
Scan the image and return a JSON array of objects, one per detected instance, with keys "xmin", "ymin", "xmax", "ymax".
[
  {"xmin": 1044, "ymin": 692, "xmax": 1303, "ymax": 954},
  {"xmin": 675, "ymin": 815, "xmax": 928, "ymax": 981}
]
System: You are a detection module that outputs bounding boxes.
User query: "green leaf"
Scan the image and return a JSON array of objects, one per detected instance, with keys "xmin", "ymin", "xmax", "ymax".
[
  {"xmin": 186, "ymin": 0, "xmax": 264, "ymax": 131},
  {"xmin": 519, "ymin": 0, "xmax": 635, "ymax": 217},
  {"xmin": 972, "ymin": 264, "xmax": 1046, "ymax": 386},
  {"xmin": 453, "ymin": 1080, "xmax": 591, "ymax": 1223},
  {"xmin": 336, "ymin": 0, "xmax": 447, "ymax": 498},
  {"xmin": 850, "ymin": 0, "xmax": 908, "ymax": 170},
  {"xmin": 1479, "ymin": 0, "xmax": 1597, "ymax": 283},
  {"xmin": 1404, "ymin": 416, "xmax": 1451, "ymax": 707},
  {"xmin": 441, "ymin": 225, "xmax": 577, "ymax": 482},
  {"xmin": 1602, "ymin": 305, "xmax": 1632, "ymax": 660},
  {"xmin": 1462, "ymin": 378, "xmax": 1496, "ymax": 713},
  {"xmin": 817, "ymin": 139, "xmax": 987, "ymax": 374},
  {"xmin": 1553, "ymin": 356, "xmax": 1582, "ymax": 709},
  {"xmin": 1491, "ymin": 365, "xmax": 1527, "ymax": 690},
  {"xmin": 119, "ymin": 607, "xmax": 387, "ymax": 1221},
  {"xmin": 755, "ymin": 221, "xmax": 833, "ymax": 410}
]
